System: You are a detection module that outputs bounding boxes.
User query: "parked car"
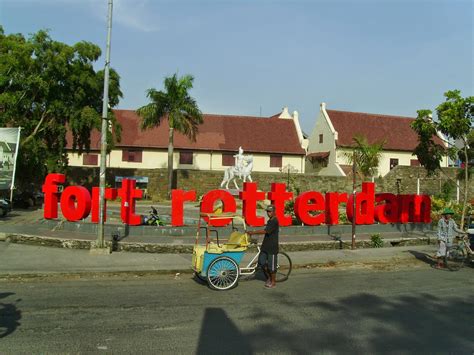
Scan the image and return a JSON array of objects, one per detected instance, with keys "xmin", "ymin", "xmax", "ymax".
[{"xmin": 0, "ymin": 198, "xmax": 11, "ymax": 217}]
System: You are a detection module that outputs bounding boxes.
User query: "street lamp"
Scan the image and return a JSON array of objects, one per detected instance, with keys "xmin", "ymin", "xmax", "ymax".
[{"xmin": 280, "ymin": 164, "xmax": 298, "ymax": 187}]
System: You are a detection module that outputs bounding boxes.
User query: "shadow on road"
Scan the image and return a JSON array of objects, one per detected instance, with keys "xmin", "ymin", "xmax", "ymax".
[
  {"xmin": 0, "ymin": 292, "xmax": 22, "ymax": 339},
  {"xmin": 196, "ymin": 308, "xmax": 252, "ymax": 354},
  {"xmin": 407, "ymin": 249, "xmax": 437, "ymax": 267},
  {"xmin": 239, "ymin": 291, "xmax": 474, "ymax": 353},
  {"xmin": 111, "ymin": 225, "xmax": 130, "ymax": 251}
]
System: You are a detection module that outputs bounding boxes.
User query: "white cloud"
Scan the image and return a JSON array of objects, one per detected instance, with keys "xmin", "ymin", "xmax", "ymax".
[
  {"xmin": 110, "ymin": 0, "xmax": 160, "ymax": 33},
  {"xmin": 12, "ymin": 0, "xmax": 160, "ymax": 33}
]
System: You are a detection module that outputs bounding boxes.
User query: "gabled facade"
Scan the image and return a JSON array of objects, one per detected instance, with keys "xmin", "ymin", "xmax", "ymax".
[
  {"xmin": 307, "ymin": 103, "xmax": 448, "ymax": 177},
  {"xmin": 67, "ymin": 107, "xmax": 308, "ymax": 174}
]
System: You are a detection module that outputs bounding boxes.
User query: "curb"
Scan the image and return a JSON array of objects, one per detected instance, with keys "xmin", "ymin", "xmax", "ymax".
[
  {"xmin": 2, "ymin": 233, "xmax": 434, "ymax": 253},
  {"xmin": 0, "ymin": 258, "xmax": 425, "ymax": 281}
]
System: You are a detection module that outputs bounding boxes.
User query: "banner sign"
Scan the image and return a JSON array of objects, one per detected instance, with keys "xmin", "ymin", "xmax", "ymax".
[
  {"xmin": 43, "ymin": 173, "xmax": 431, "ymax": 227},
  {"xmin": 0, "ymin": 128, "xmax": 21, "ymax": 190}
]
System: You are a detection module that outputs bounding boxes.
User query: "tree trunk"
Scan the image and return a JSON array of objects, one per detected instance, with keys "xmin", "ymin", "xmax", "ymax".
[
  {"xmin": 167, "ymin": 126, "xmax": 174, "ymax": 199},
  {"xmin": 22, "ymin": 111, "xmax": 48, "ymax": 145},
  {"xmin": 460, "ymin": 144, "xmax": 469, "ymax": 230}
]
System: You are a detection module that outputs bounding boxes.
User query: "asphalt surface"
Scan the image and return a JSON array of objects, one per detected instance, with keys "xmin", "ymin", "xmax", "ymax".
[{"xmin": 0, "ymin": 267, "xmax": 473, "ymax": 354}]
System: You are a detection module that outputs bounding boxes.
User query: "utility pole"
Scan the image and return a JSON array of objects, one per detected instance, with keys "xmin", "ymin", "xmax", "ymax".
[
  {"xmin": 351, "ymin": 151, "xmax": 356, "ymax": 250},
  {"xmin": 94, "ymin": 0, "xmax": 113, "ymax": 252}
]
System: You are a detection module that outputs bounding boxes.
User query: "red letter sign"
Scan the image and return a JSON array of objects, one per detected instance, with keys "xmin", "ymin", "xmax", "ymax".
[
  {"xmin": 267, "ymin": 183, "xmax": 293, "ymax": 226},
  {"xmin": 294, "ymin": 191, "xmax": 325, "ymax": 225},
  {"xmin": 201, "ymin": 190, "xmax": 237, "ymax": 226},
  {"xmin": 42, "ymin": 173, "xmax": 66, "ymax": 219},
  {"xmin": 118, "ymin": 179, "xmax": 143, "ymax": 225},
  {"xmin": 240, "ymin": 182, "xmax": 266, "ymax": 226},
  {"xmin": 91, "ymin": 187, "xmax": 118, "ymax": 223},
  {"xmin": 346, "ymin": 182, "xmax": 375, "ymax": 224},
  {"xmin": 171, "ymin": 189, "xmax": 197, "ymax": 226},
  {"xmin": 60, "ymin": 186, "xmax": 91, "ymax": 221}
]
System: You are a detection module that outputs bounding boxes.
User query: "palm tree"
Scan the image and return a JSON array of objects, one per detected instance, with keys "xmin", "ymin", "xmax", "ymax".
[
  {"xmin": 344, "ymin": 135, "xmax": 385, "ymax": 181},
  {"xmin": 136, "ymin": 73, "xmax": 203, "ymax": 198}
]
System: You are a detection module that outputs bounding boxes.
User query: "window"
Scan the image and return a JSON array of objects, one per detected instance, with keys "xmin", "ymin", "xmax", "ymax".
[
  {"xmin": 122, "ymin": 149, "xmax": 142, "ymax": 163},
  {"xmin": 319, "ymin": 134, "xmax": 323, "ymax": 144},
  {"xmin": 410, "ymin": 159, "xmax": 420, "ymax": 166},
  {"xmin": 270, "ymin": 155, "xmax": 282, "ymax": 168},
  {"xmin": 83, "ymin": 154, "xmax": 98, "ymax": 166},
  {"xmin": 179, "ymin": 151, "xmax": 193, "ymax": 165},
  {"xmin": 222, "ymin": 153, "xmax": 234, "ymax": 166},
  {"xmin": 389, "ymin": 158, "xmax": 399, "ymax": 170}
]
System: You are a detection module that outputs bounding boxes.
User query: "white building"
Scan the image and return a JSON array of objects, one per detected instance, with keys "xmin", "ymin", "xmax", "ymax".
[
  {"xmin": 67, "ymin": 107, "xmax": 308, "ymax": 174},
  {"xmin": 307, "ymin": 103, "xmax": 448, "ymax": 177}
]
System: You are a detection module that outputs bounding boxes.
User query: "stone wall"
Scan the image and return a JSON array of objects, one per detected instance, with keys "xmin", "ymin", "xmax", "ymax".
[{"xmin": 67, "ymin": 165, "xmax": 473, "ymax": 201}]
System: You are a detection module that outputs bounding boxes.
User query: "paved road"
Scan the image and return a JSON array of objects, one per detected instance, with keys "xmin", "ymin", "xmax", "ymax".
[{"xmin": 1, "ymin": 267, "xmax": 473, "ymax": 354}]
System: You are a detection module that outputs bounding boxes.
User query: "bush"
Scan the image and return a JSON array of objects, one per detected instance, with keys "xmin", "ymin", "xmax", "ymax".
[
  {"xmin": 371, "ymin": 233, "xmax": 384, "ymax": 248},
  {"xmin": 438, "ymin": 180, "xmax": 456, "ymax": 201}
]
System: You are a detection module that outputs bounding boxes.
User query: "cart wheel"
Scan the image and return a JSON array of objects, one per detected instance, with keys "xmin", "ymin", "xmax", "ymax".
[
  {"xmin": 444, "ymin": 245, "xmax": 466, "ymax": 271},
  {"xmin": 207, "ymin": 256, "xmax": 239, "ymax": 291},
  {"xmin": 275, "ymin": 252, "xmax": 292, "ymax": 282}
]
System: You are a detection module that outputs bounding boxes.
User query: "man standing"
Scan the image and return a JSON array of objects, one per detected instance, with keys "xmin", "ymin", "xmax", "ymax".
[
  {"xmin": 435, "ymin": 208, "xmax": 465, "ymax": 269},
  {"xmin": 248, "ymin": 205, "xmax": 279, "ymax": 288}
]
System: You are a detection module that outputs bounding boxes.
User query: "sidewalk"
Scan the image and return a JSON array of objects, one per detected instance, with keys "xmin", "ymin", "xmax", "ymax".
[
  {"xmin": 0, "ymin": 241, "xmax": 438, "ymax": 279},
  {"xmin": 0, "ymin": 207, "xmax": 441, "ymax": 279},
  {"xmin": 0, "ymin": 208, "xmax": 436, "ymax": 253}
]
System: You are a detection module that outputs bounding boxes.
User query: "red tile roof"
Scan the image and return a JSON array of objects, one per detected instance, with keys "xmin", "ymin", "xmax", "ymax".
[
  {"xmin": 327, "ymin": 109, "xmax": 446, "ymax": 151},
  {"xmin": 307, "ymin": 151, "xmax": 330, "ymax": 159},
  {"xmin": 67, "ymin": 109, "xmax": 306, "ymax": 155}
]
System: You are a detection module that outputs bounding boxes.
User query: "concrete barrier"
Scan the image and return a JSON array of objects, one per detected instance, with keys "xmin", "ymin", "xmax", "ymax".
[{"xmin": 40, "ymin": 218, "xmax": 434, "ymax": 238}]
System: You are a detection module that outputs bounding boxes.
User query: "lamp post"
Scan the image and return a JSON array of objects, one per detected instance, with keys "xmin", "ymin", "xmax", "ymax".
[
  {"xmin": 280, "ymin": 164, "xmax": 298, "ymax": 187},
  {"xmin": 351, "ymin": 152, "xmax": 356, "ymax": 250},
  {"xmin": 94, "ymin": 0, "xmax": 113, "ymax": 252}
]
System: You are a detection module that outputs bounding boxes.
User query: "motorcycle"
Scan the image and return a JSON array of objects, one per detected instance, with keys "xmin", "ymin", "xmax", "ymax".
[{"xmin": 142, "ymin": 206, "xmax": 165, "ymax": 226}]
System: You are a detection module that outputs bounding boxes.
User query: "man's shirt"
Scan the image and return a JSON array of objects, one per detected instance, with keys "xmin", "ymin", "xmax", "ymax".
[{"xmin": 261, "ymin": 217, "xmax": 279, "ymax": 254}]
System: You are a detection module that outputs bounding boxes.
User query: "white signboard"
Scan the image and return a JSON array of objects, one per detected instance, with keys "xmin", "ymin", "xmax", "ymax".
[{"xmin": 0, "ymin": 128, "xmax": 21, "ymax": 191}]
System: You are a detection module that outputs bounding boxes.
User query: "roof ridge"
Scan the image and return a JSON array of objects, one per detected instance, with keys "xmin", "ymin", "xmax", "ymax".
[
  {"xmin": 113, "ymin": 109, "xmax": 274, "ymax": 120},
  {"xmin": 327, "ymin": 109, "xmax": 415, "ymax": 120},
  {"xmin": 203, "ymin": 113, "xmax": 272, "ymax": 119}
]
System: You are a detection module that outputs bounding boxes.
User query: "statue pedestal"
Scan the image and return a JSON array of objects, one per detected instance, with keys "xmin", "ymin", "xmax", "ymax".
[{"xmin": 226, "ymin": 188, "xmax": 241, "ymax": 196}]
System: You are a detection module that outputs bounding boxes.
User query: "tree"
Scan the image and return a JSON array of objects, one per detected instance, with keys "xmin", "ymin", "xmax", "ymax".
[
  {"xmin": 411, "ymin": 90, "xmax": 473, "ymax": 229},
  {"xmin": 344, "ymin": 135, "xmax": 385, "ymax": 181},
  {"xmin": 136, "ymin": 73, "xmax": 203, "ymax": 198},
  {"xmin": 0, "ymin": 27, "xmax": 122, "ymax": 188}
]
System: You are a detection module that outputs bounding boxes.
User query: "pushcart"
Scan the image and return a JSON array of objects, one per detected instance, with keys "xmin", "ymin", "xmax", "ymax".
[{"xmin": 192, "ymin": 212, "xmax": 292, "ymax": 290}]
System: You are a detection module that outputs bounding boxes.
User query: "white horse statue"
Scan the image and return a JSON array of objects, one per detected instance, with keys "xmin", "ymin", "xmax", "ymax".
[{"xmin": 220, "ymin": 155, "xmax": 254, "ymax": 190}]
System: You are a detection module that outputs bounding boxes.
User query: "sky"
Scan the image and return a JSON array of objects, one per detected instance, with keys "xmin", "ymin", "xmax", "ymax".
[{"xmin": 1, "ymin": 0, "xmax": 472, "ymax": 133}]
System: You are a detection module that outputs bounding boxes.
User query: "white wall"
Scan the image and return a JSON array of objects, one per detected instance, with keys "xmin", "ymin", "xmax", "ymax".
[
  {"xmin": 67, "ymin": 150, "xmax": 305, "ymax": 173},
  {"xmin": 307, "ymin": 105, "xmax": 345, "ymax": 176},
  {"xmin": 336, "ymin": 148, "xmax": 449, "ymax": 177}
]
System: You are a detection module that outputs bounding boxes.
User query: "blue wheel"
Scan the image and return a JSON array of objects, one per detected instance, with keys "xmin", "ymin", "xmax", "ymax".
[{"xmin": 207, "ymin": 256, "xmax": 239, "ymax": 290}]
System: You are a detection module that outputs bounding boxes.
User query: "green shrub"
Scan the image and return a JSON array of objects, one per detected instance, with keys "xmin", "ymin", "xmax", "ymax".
[
  {"xmin": 438, "ymin": 180, "xmax": 456, "ymax": 201},
  {"xmin": 371, "ymin": 233, "xmax": 384, "ymax": 248}
]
